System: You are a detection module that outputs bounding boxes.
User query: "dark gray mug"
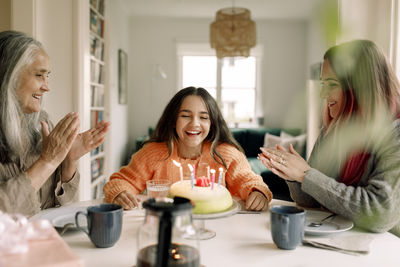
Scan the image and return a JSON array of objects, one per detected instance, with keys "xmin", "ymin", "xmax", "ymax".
[
  {"xmin": 75, "ymin": 203, "xmax": 123, "ymax": 248},
  {"xmin": 270, "ymin": 205, "xmax": 305, "ymax": 250}
]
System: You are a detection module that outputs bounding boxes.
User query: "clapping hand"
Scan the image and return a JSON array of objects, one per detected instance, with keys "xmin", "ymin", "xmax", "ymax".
[
  {"xmin": 258, "ymin": 144, "xmax": 310, "ymax": 183},
  {"xmin": 40, "ymin": 112, "xmax": 80, "ymax": 168},
  {"xmin": 66, "ymin": 120, "xmax": 110, "ymax": 162}
]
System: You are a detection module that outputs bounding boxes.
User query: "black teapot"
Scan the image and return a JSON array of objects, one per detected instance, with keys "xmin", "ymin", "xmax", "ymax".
[{"xmin": 136, "ymin": 197, "xmax": 200, "ymax": 267}]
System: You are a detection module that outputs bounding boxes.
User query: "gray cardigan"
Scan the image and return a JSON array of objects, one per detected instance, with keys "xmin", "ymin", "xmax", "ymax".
[
  {"xmin": 0, "ymin": 115, "xmax": 79, "ymax": 217},
  {"xmin": 288, "ymin": 119, "xmax": 400, "ymax": 237}
]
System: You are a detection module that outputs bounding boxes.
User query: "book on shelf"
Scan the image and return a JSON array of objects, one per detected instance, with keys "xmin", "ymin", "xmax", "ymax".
[
  {"xmin": 90, "ymin": 9, "xmax": 104, "ymax": 38},
  {"xmin": 97, "ymin": 178, "xmax": 106, "ymax": 198},
  {"xmin": 92, "ymin": 185, "xmax": 98, "ymax": 199},
  {"xmin": 90, "ymin": 35, "xmax": 104, "ymax": 61},
  {"xmin": 91, "ymin": 143, "xmax": 104, "ymax": 156},
  {"xmin": 90, "ymin": 60, "xmax": 104, "ymax": 84},
  {"xmin": 98, "ymin": 0, "xmax": 104, "ymax": 16},
  {"xmin": 90, "ymin": 0, "xmax": 97, "ymax": 10},
  {"xmin": 91, "ymin": 157, "xmax": 104, "ymax": 181},
  {"xmin": 90, "ymin": 10, "xmax": 98, "ymax": 34},
  {"xmin": 98, "ymin": 64, "xmax": 104, "ymax": 84},
  {"xmin": 91, "ymin": 85, "xmax": 104, "ymax": 107},
  {"xmin": 90, "ymin": 110, "xmax": 104, "ymax": 128}
]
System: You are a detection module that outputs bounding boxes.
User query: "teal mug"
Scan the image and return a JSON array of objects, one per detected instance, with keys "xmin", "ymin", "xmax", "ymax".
[
  {"xmin": 270, "ymin": 205, "xmax": 305, "ymax": 250},
  {"xmin": 75, "ymin": 203, "xmax": 123, "ymax": 248}
]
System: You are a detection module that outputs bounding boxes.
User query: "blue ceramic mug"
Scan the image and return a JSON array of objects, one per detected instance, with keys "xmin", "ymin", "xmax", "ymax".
[
  {"xmin": 75, "ymin": 203, "xmax": 123, "ymax": 248},
  {"xmin": 270, "ymin": 205, "xmax": 305, "ymax": 250}
]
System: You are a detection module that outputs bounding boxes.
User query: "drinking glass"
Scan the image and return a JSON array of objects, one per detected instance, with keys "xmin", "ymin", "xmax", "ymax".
[{"xmin": 146, "ymin": 179, "xmax": 172, "ymax": 198}]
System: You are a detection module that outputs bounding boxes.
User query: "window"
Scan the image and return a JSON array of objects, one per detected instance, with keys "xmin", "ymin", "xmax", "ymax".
[{"xmin": 178, "ymin": 43, "xmax": 262, "ymax": 127}]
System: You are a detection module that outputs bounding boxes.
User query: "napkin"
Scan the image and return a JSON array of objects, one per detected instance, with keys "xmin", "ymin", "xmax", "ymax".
[{"xmin": 303, "ymin": 232, "xmax": 374, "ymax": 255}]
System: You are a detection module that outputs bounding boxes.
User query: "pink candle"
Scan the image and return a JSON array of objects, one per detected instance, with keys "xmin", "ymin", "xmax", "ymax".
[
  {"xmin": 172, "ymin": 160, "xmax": 183, "ymax": 181},
  {"xmin": 210, "ymin": 169, "xmax": 216, "ymax": 190}
]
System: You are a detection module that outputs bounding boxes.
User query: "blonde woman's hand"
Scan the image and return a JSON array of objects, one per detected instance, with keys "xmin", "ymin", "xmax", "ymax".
[
  {"xmin": 245, "ymin": 191, "xmax": 269, "ymax": 211},
  {"xmin": 113, "ymin": 191, "xmax": 139, "ymax": 210},
  {"xmin": 258, "ymin": 144, "xmax": 310, "ymax": 183},
  {"xmin": 66, "ymin": 120, "xmax": 110, "ymax": 162},
  {"xmin": 40, "ymin": 112, "xmax": 79, "ymax": 168}
]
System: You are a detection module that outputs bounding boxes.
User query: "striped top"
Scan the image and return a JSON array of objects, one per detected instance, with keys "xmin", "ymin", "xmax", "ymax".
[{"xmin": 103, "ymin": 141, "xmax": 272, "ymax": 203}]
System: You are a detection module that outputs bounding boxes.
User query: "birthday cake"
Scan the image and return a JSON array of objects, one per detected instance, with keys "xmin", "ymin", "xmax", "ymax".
[{"xmin": 168, "ymin": 177, "xmax": 233, "ymax": 214}]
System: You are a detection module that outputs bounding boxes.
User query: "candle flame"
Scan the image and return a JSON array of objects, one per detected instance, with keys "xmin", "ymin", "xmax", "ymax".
[
  {"xmin": 172, "ymin": 160, "xmax": 181, "ymax": 167},
  {"xmin": 219, "ymin": 167, "xmax": 223, "ymax": 172},
  {"xmin": 188, "ymin": 164, "xmax": 194, "ymax": 171},
  {"xmin": 173, "ymin": 253, "xmax": 182, "ymax": 260},
  {"xmin": 210, "ymin": 169, "xmax": 216, "ymax": 174}
]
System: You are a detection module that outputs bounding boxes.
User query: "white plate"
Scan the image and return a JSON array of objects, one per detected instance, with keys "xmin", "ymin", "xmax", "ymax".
[
  {"xmin": 305, "ymin": 210, "xmax": 354, "ymax": 236},
  {"xmin": 33, "ymin": 205, "xmax": 89, "ymax": 229},
  {"xmin": 192, "ymin": 199, "xmax": 240, "ymax": 220}
]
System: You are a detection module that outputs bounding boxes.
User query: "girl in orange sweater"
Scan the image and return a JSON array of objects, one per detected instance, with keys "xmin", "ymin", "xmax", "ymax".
[{"xmin": 103, "ymin": 87, "xmax": 272, "ymax": 211}]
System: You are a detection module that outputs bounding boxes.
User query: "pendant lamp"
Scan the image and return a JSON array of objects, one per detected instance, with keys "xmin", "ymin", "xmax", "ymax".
[{"xmin": 210, "ymin": 7, "xmax": 256, "ymax": 59}]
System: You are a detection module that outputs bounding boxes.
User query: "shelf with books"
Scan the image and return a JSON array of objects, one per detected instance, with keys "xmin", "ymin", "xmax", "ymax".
[{"xmin": 89, "ymin": 0, "xmax": 107, "ymax": 200}]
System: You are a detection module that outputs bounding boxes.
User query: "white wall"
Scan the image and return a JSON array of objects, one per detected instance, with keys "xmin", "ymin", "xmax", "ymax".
[
  {"xmin": 127, "ymin": 17, "xmax": 310, "ymax": 149},
  {"xmin": 106, "ymin": 0, "xmax": 130, "ymax": 171},
  {"xmin": 36, "ymin": 0, "xmax": 74, "ymax": 123},
  {"xmin": 339, "ymin": 0, "xmax": 393, "ymax": 56},
  {"xmin": 258, "ymin": 20, "xmax": 308, "ymax": 129}
]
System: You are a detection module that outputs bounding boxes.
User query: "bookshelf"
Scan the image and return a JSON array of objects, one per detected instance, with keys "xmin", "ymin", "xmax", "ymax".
[{"xmin": 89, "ymin": 0, "xmax": 107, "ymax": 199}]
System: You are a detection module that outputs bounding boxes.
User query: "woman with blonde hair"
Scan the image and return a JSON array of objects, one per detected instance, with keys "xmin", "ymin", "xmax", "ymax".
[{"xmin": 259, "ymin": 40, "xmax": 400, "ymax": 236}]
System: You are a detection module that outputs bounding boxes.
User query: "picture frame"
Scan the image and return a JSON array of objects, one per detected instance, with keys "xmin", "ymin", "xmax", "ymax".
[{"xmin": 118, "ymin": 49, "xmax": 128, "ymax": 104}]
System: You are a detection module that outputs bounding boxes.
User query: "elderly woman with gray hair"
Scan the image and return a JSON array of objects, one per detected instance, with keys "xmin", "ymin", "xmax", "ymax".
[{"xmin": 0, "ymin": 30, "xmax": 110, "ymax": 216}]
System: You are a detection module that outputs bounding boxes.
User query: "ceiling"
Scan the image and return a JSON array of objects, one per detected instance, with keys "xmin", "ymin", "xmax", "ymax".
[{"xmin": 119, "ymin": 0, "xmax": 324, "ymax": 20}]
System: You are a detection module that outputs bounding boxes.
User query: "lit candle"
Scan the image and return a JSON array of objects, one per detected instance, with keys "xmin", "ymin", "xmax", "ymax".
[
  {"xmin": 210, "ymin": 169, "xmax": 216, "ymax": 190},
  {"xmin": 188, "ymin": 164, "xmax": 194, "ymax": 189},
  {"xmin": 172, "ymin": 160, "xmax": 183, "ymax": 181},
  {"xmin": 218, "ymin": 167, "xmax": 223, "ymax": 186}
]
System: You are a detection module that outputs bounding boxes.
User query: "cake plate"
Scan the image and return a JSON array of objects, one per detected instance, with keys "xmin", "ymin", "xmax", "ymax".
[{"xmin": 190, "ymin": 199, "xmax": 240, "ymax": 240}]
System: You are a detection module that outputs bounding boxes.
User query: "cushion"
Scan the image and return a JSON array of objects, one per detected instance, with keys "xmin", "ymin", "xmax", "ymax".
[
  {"xmin": 263, "ymin": 133, "xmax": 285, "ymax": 149},
  {"xmin": 280, "ymin": 131, "xmax": 307, "ymax": 156},
  {"xmin": 246, "ymin": 128, "xmax": 280, "ymax": 157}
]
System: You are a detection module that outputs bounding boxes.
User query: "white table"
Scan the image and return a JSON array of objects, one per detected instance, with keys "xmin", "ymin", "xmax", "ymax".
[{"xmin": 47, "ymin": 199, "xmax": 400, "ymax": 267}]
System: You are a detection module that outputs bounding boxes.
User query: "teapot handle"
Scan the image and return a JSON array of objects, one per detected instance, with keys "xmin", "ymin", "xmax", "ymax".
[{"xmin": 156, "ymin": 211, "xmax": 172, "ymax": 267}]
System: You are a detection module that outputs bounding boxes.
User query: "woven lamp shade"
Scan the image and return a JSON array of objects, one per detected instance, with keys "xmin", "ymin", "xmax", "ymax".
[{"xmin": 210, "ymin": 7, "xmax": 256, "ymax": 58}]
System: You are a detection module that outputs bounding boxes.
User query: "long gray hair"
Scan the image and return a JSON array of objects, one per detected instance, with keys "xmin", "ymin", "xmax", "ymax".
[{"xmin": 0, "ymin": 31, "xmax": 46, "ymax": 165}]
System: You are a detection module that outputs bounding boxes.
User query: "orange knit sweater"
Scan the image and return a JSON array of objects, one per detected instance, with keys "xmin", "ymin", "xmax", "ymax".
[{"xmin": 103, "ymin": 141, "xmax": 272, "ymax": 203}]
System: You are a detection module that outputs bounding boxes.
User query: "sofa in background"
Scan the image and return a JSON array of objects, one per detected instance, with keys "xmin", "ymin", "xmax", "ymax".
[
  {"xmin": 134, "ymin": 127, "xmax": 306, "ymax": 201},
  {"xmin": 230, "ymin": 127, "xmax": 306, "ymax": 201}
]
